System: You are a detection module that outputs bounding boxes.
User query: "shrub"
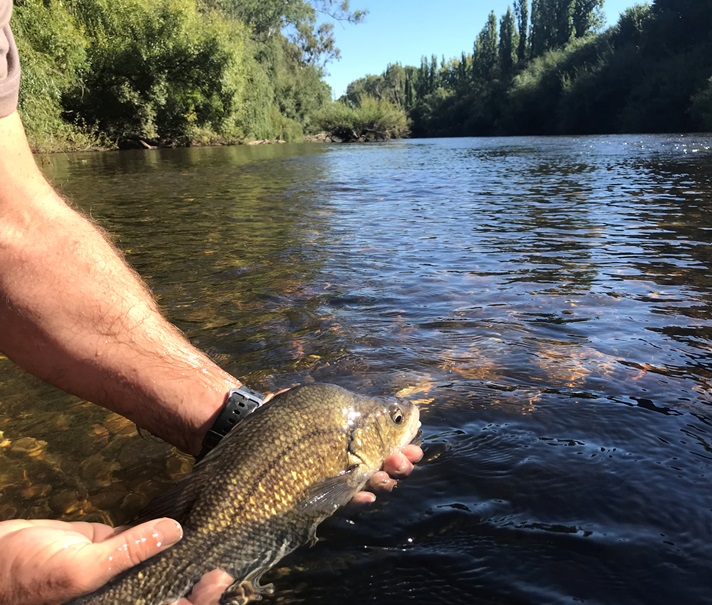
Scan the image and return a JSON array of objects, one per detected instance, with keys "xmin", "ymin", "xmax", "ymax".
[{"xmin": 316, "ymin": 96, "xmax": 410, "ymax": 141}]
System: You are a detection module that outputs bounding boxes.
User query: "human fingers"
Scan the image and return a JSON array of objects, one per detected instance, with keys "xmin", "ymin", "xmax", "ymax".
[
  {"xmin": 0, "ymin": 519, "xmax": 115, "ymax": 541},
  {"xmin": 358, "ymin": 445, "xmax": 424, "ymax": 500},
  {"xmin": 76, "ymin": 518, "xmax": 183, "ymax": 590},
  {"xmin": 172, "ymin": 569, "xmax": 234, "ymax": 605},
  {"xmin": 380, "ymin": 446, "xmax": 422, "ymax": 481},
  {"xmin": 350, "ymin": 490, "xmax": 378, "ymax": 506},
  {"xmin": 401, "ymin": 443, "xmax": 424, "ymax": 464},
  {"xmin": 367, "ymin": 470, "xmax": 396, "ymax": 493}
]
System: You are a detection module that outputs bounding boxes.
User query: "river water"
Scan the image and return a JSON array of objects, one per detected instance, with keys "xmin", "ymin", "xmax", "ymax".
[{"xmin": 1, "ymin": 135, "xmax": 712, "ymax": 604}]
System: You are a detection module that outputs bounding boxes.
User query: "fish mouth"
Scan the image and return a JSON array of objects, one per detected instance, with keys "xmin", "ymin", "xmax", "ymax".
[
  {"xmin": 410, "ymin": 426, "xmax": 424, "ymax": 448},
  {"xmin": 400, "ymin": 405, "xmax": 421, "ymax": 449}
]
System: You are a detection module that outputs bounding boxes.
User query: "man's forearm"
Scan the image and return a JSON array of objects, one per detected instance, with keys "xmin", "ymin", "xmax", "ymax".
[{"xmin": 0, "ymin": 111, "xmax": 239, "ymax": 454}]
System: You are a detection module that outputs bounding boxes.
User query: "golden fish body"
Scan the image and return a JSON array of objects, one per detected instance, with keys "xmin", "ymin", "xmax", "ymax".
[{"xmin": 71, "ymin": 383, "xmax": 420, "ymax": 605}]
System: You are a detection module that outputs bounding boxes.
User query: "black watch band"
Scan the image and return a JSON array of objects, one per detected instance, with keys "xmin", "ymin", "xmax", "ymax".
[{"xmin": 197, "ymin": 385, "xmax": 264, "ymax": 460}]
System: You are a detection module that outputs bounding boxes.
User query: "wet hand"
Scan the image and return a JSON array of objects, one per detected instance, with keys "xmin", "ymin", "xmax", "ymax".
[
  {"xmin": 0, "ymin": 517, "xmax": 182, "ymax": 605},
  {"xmin": 353, "ymin": 443, "xmax": 424, "ymax": 505},
  {"xmin": 173, "ymin": 569, "xmax": 234, "ymax": 605}
]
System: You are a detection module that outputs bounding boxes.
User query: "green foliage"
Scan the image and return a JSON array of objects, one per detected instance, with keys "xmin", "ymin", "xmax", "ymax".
[
  {"xmin": 612, "ymin": 4, "xmax": 653, "ymax": 47},
  {"xmin": 12, "ymin": 0, "xmax": 361, "ymax": 150},
  {"xmin": 473, "ymin": 11, "xmax": 499, "ymax": 81},
  {"xmin": 12, "ymin": 0, "xmax": 98, "ymax": 150},
  {"xmin": 514, "ymin": 0, "xmax": 529, "ymax": 62},
  {"xmin": 342, "ymin": 0, "xmax": 712, "ymax": 138},
  {"xmin": 499, "ymin": 8, "xmax": 519, "ymax": 78},
  {"xmin": 691, "ymin": 77, "xmax": 712, "ymax": 131},
  {"xmin": 528, "ymin": 0, "xmax": 603, "ymax": 58},
  {"xmin": 573, "ymin": 0, "xmax": 604, "ymax": 38},
  {"xmin": 206, "ymin": 0, "xmax": 365, "ymax": 67},
  {"xmin": 60, "ymin": 0, "xmax": 249, "ymax": 146},
  {"xmin": 316, "ymin": 96, "xmax": 410, "ymax": 142},
  {"xmin": 344, "ymin": 63, "xmax": 415, "ymax": 109}
]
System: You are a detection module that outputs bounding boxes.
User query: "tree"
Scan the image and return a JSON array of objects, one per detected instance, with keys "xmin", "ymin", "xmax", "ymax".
[
  {"xmin": 691, "ymin": 76, "xmax": 712, "ymax": 131},
  {"xmin": 649, "ymin": 0, "xmax": 712, "ymax": 53},
  {"xmin": 499, "ymin": 7, "xmax": 519, "ymax": 77},
  {"xmin": 553, "ymin": 0, "xmax": 576, "ymax": 47},
  {"xmin": 204, "ymin": 0, "xmax": 366, "ymax": 67},
  {"xmin": 430, "ymin": 54, "xmax": 439, "ymax": 91},
  {"xmin": 415, "ymin": 56, "xmax": 431, "ymax": 98},
  {"xmin": 316, "ymin": 95, "xmax": 410, "ymax": 141},
  {"xmin": 612, "ymin": 4, "xmax": 652, "ymax": 47},
  {"xmin": 531, "ymin": 0, "xmax": 577, "ymax": 56},
  {"xmin": 514, "ymin": 0, "xmax": 529, "ymax": 63},
  {"xmin": 473, "ymin": 11, "xmax": 499, "ymax": 81},
  {"xmin": 456, "ymin": 52, "xmax": 471, "ymax": 90},
  {"xmin": 572, "ymin": 0, "xmax": 604, "ymax": 38},
  {"xmin": 404, "ymin": 66, "xmax": 417, "ymax": 109},
  {"xmin": 529, "ymin": 0, "xmax": 549, "ymax": 57}
]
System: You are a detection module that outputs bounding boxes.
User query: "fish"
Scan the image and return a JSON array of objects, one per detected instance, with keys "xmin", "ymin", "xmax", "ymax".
[{"xmin": 70, "ymin": 383, "xmax": 421, "ymax": 605}]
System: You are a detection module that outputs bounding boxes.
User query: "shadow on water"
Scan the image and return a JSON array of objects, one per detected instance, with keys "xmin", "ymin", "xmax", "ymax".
[{"xmin": 2, "ymin": 135, "xmax": 712, "ymax": 603}]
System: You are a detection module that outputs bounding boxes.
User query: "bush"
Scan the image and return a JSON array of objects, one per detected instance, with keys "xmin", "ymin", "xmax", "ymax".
[
  {"xmin": 13, "ymin": 0, "xmax": 99, "ymax": 150},
  {"xmin": 11, "ymin": 0, "xmax": 336, "ymax": 149},
  {"xmin": 691, "ymin": 77, "xmax": 712, "ymax": 132},
  {"xmin": 316, "ymin": 96, "xmax": 410, "ymax": 141},
  {"xmin": 60, "ymin": 0, "xmax": 251, "ymax": 146}
]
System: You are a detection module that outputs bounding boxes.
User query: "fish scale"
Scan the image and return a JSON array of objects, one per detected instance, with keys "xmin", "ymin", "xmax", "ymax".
[{"xmin": 70, "ymin": 383, "xmax": 420, "ymax": 605}]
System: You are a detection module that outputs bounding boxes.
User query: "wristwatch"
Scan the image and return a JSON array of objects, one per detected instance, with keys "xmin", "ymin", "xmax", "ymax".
[{"xmin": 197, "ymin": 385, "xmax": 265, "ymax": 460}]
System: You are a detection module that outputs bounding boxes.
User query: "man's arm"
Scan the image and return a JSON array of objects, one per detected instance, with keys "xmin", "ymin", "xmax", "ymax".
[
  {"xmin": 0, "ymin": 106, "xmax": 422, "ymax": 605},
  {"xmin": 0, "ymin": 108, "xmax": 423, "ymax": 475},
  {"xmin": 0, "ymin": 110, "xmax": 236, "ymax": 455}
]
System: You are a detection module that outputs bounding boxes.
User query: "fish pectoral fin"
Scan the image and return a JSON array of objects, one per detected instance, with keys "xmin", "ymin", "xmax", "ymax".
[
  {"xmin": 297, "ymin": 467, "xmax": 364, "ymax": 516},
  {"xmin": 220, "ymin": 578, "xmax": 273, "ymax": 605}
]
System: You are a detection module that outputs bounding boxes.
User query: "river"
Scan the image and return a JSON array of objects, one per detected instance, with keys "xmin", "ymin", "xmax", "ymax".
[{"xmin": 1, "ymin": 135, "xmax": 711, "ymax": 604}]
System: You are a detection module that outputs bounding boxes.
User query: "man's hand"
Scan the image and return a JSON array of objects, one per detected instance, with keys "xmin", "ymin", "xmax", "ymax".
[
  {"xmin": 0, "ymin": 444, "xmax": 422, "ymax": 605},
  {"xmin": 0, "ymin": 518, "xmax": 182, "ymax": 605},
  {"xmin": 354, "ymin": 443, "xmax": 423, "ymax": 504}
]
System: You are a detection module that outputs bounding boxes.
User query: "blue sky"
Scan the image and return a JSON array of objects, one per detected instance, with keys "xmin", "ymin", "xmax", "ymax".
[{"xmin": 324, "ymin": 0, "xmax": 648, "ymax": 98}]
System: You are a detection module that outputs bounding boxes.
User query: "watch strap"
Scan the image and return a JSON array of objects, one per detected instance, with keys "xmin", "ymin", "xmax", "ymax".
[{"xmin": 197, "ymin": 385, "xmax": 264, "ymax": 460}]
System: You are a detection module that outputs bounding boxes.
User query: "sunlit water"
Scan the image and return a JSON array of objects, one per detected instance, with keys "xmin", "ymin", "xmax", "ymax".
[{"xmin": 2, "ymin": 135, "xmax": 712, "ymax": 604}]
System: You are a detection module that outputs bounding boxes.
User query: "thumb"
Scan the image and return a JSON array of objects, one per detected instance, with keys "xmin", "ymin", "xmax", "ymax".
[{"xmin": 81, "ymin": 518, "xmax": 183, "ymax": 589}]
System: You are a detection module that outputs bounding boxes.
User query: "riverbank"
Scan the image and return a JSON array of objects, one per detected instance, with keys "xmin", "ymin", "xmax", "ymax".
[{"xmin": 26, "ymin": 129, "xmax": 329, "ymax": 154}]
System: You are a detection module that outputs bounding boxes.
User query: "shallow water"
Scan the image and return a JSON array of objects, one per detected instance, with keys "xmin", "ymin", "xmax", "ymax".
[{"xmin": 2, "ymin": 135, "xmax": 712, "ymax": 603}]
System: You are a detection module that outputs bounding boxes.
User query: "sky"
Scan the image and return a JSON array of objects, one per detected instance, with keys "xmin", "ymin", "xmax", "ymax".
[{"xmin": 323, "ymin": 0, "xmax": 648, "ymax": 99}]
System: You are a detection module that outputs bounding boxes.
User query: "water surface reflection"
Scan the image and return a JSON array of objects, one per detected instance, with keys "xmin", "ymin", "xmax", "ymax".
[{"xmin": 2, "ymin": 135, "xmax": 712, "ymax": 604}]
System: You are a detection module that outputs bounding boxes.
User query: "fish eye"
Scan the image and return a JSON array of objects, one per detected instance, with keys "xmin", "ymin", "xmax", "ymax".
[{"xmin": 389, "ymin": 405, "xmax": 404, "ymax": 425}]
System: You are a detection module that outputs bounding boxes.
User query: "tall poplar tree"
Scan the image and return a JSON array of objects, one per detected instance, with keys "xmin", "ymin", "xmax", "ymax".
[
  {"xmin": 572, "ymin": 0, "xmax": 603, "ymax": 39},
  {"xmin": 529, "ymin": 0, "xmax": 549, "ymax": 57},
  {"xmin": 514, "ymin": 0, "xmax": 529, "ymax": 63},
  {"xmin": 473, "ymin": 10, "xmax": 499, "ymax": 81},
  {"xmin": 553, "ymin": 0, "xmax": 576, "ymax": 47},
  {"xmin": 499, "ymin": 7, "xmax": 518, "ymax": 78},
  {"xmin": 416, "ymin": 57, "xmax": 430, "ymax": 97},
  {"xmin": 530, "ymin": 0, "xmax": 577, "ymax": 56}
]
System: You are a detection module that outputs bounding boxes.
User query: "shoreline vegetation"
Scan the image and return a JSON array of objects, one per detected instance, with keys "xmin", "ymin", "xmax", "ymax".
[
  {"xmin": 15, "ymin": 0, "xmax": 401, "ymax": 153},
  {"xmin": 13, "ymin": 1, "xmax": 712, "ymax": 153},
  {"xmin": 345, "ymin": 1, "xmax": 712, "ymax": 138}
]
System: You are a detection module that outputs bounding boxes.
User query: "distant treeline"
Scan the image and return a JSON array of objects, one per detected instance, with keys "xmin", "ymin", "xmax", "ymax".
[
  {"xmin": 344, "ymin": 0, "xmax": 712, "ymax": 136},
  {"xmin": 12, "ymin": 0, "xmax": 375, "ymax": 150}
]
